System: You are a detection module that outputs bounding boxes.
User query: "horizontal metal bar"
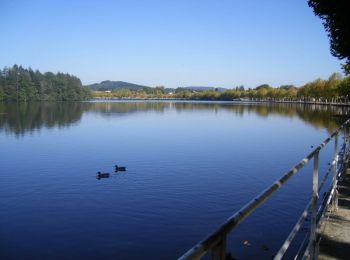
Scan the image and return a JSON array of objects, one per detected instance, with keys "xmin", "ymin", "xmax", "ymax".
[
  {"xmin": 274, "ymin": 155, "xmax": 341, "ymax": 260},
  {"xmin": 280, "ymin": 144, "xmax": 350, "ymax": 259},
  {"xmin": 179, "ymin": 119, "xmax": 350, "ymax": 259}
]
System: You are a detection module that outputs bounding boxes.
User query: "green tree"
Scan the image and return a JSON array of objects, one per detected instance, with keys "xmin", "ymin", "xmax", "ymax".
[
  {"xmin": 338, "ymin": 76, "xmax": 350, "ymax": 98},
  {"xmin": 308, "ymin": 0, "xmax": 350, "ymax": 74},
  {"xmin": 0, "ymin": 65, "xmax": 91, "ymax": 101}
]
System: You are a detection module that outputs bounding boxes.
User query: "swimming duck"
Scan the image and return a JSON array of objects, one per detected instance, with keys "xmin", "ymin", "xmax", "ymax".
[
  {"xmin": 97, "ymin": 171, "xmax": 110, "ymax": 179},
  {"xmin": 115, "ymin": 165, "xmax": 126, "ymax": 172}
]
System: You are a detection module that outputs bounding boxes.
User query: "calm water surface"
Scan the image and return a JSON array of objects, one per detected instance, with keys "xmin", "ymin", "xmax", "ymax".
[{"xmin": 0, "ymin": 101, "xmax": 347, "ymax": 259}]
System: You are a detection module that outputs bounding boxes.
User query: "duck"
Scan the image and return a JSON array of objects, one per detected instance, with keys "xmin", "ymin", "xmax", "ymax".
[
  {"xmin": 115, "ymin": 165, "xmax": 126, "ymax": 172},
  {"xmin": 97, "ymin": 171, "xmax": 110, "ymax": 179}
]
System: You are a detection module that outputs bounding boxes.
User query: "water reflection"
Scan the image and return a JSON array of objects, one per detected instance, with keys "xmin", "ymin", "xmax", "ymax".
[
  {"xmin": 0, "ymin": 102, "xmax": 89, "ymax": 136},
  {"xmin": 1, "ymin": 100, "xmax": 349, "ymax": 259},
  {"xmin": 0, "ymin": 101, "xmax": 348, "ymax": 136}
]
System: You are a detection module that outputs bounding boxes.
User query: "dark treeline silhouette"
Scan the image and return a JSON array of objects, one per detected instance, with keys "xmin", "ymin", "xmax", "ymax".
[
  {"xmin": 93, "ymin": 73, "xmax": 350, "ymax": 102},
  {"xmin": 0, "ymin": 65, "xmax": 91, "ymax": 101},
  {"xmin": 1, "ymin": 102, "xmax": 348, "ymax": 136},
  {"xmin": 308, "ymin": 0, "xmax": 350, "ymax": 74}
]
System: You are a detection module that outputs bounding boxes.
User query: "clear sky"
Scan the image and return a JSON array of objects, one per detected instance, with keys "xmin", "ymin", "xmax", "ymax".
[{"xmin": 0, "ymin": 0, "xmax": 343, "ymax": 88}]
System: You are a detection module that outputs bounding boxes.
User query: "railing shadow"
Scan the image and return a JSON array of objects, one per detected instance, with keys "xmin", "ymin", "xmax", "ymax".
[{"xmin": 319, "ymin": 233, "xmax": 350, "ymax": 259}]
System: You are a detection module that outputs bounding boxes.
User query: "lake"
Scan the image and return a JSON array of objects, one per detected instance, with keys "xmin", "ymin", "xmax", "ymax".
[{"xmin": 0, "ymin": 101, "xmax": 347, "ymax": 259}]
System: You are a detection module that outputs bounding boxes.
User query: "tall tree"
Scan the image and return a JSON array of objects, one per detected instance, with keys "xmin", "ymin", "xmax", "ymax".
[
  {"xmin": 308, "ymin": 0, "xmax": 350, "ymax": 74},
  {"xmin": 0, "ymin": 65, "xmax": 91, "ymax": 101}
]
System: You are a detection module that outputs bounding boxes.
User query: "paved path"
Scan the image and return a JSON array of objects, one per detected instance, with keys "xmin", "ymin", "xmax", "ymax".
[{"xmin": 319, "ymin": 168, "xmax": 350, "ymax": 260}]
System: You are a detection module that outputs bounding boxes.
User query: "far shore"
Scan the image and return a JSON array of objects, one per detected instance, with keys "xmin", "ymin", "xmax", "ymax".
[{"xmin": 90, "ymin": 97, "xmax": 350, "ymax": 107}]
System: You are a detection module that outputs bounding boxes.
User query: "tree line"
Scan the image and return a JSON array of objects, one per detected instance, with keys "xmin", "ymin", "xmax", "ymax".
[
  {"xmin": 0, "ymin": 65, "xmax": 91, "ymax": 101},
  {"xmin": 2, "ymin": 65, "xmax": 349, "ymax": 102},
  {"xmin": 93, "ymin": 73, "xmax": 350, "ymax": 102}
]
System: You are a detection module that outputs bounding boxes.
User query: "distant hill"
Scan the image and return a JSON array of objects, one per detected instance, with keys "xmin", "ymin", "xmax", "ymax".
[
  {"xmin": 185, "ymin": 86, "xmax": 226, "ymax": 92},
  {"xmin": 87, "ymin": 81, "xmax": 148, "ymax": 91},
  {"xmin": 87, "ymin": 81, "xmax": 227, "ymax": 92}
]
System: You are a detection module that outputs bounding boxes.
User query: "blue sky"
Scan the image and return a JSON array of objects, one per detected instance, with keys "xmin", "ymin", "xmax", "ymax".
[{"xmin": 0, "ymin": 0, "xmax": 343, "ymax": 88}]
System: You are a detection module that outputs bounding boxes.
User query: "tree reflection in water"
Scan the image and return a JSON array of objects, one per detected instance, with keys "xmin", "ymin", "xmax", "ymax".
[{"xmin": 0, "ymin": 101, "xmax": 348, "ymax": 136}]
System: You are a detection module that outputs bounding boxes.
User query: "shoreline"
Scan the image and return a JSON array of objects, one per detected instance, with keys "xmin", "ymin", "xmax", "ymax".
[{"xmin": 91, "ymin": 97, "xmax": 350, "ymax": 107}]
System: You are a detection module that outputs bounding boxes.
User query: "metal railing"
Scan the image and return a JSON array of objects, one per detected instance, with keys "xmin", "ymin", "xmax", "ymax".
[{"xmin": 179, "ymin": 119, "xmax": 350, "ymax": 260}]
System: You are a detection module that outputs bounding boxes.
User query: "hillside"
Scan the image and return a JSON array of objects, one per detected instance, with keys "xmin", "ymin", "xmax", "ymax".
[
  {"xmin": 87, "ymin": 81, "xmax": 148, "ymax": 91},
  {"xmin": 185, "ymin": 86, "xmax": 226, "ymax": 92}
]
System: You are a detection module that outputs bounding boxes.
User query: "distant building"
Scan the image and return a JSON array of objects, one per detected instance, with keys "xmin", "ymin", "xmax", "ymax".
[{"xmin": 104, "ymin": 90, "xmax": 111, "ymax": 93}]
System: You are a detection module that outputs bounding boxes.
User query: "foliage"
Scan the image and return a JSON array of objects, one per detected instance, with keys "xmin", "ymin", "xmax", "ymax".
[
  {"xmin": 92, "ymin": 73, "xmax": 350, "ymax": 102},
  {"xmin": 308, "ymin": 0, "xmax": 350, "ymax": 74},
  {"xmin": 0, "ymin": 65, "xmax": 91, "ymax": 101},
  {"xmin": 3, "ymin": 65, "xmax": 348, "ymax": 102}
]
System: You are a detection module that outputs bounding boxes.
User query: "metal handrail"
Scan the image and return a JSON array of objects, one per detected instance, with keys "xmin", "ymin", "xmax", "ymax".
[
  {"xmin": 294, "ymin": 142, "xmax": 350, "ymax": 260},
  {"xmin": 179, "ymin": 119, "xmax": 350, "ymax": 260},
  {"xmin": 274, "ymin": 141, "xmax": 350, "ymax": 260}
]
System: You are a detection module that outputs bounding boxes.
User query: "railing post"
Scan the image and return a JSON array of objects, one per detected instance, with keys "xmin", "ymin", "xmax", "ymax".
[
  {"xmin": 309, "ymin": 151, "xmax": 319, "ymax": 260},
  {"xmin": 211, "ymin": 236, "xmax": 226, "ymax": 260},
  {"xmin": 344, "ymin": 124, "xmax": 349, "ymax": 164},
  {"xmin": 333, "ymin": 134, "xmax": 339, "ymax": 211},
  {"xmin": 343, "ymin": 123, "xmax": 349, "ymax": 168}
]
